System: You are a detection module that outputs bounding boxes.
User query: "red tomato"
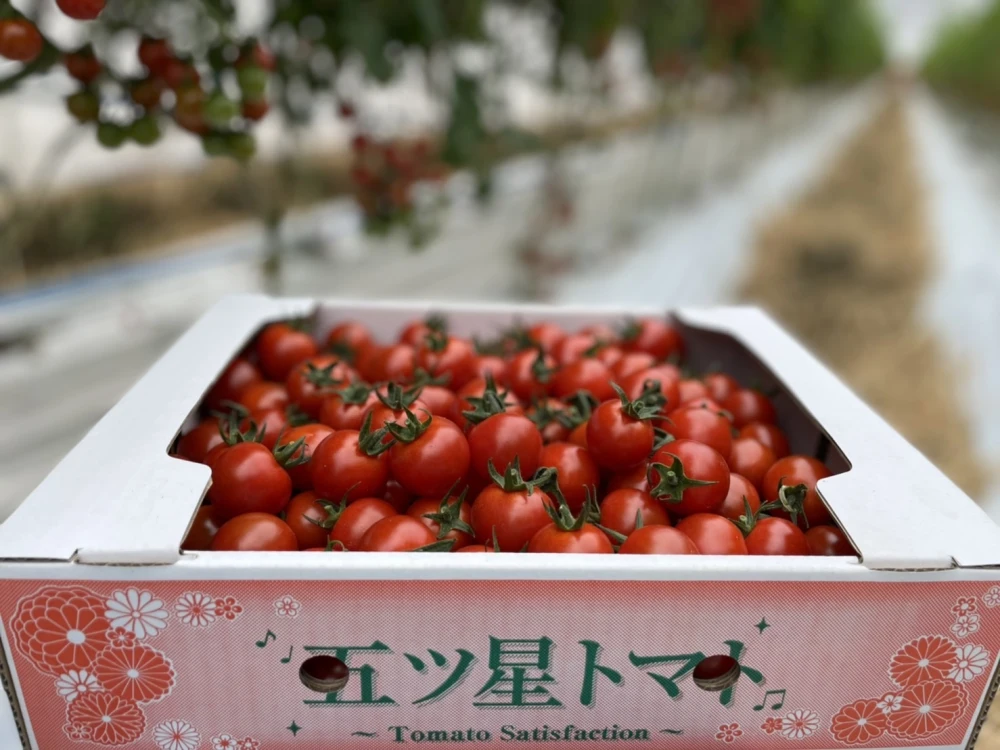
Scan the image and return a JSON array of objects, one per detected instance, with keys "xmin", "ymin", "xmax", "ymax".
[
  {"xmin": 408, "ymin": 495, "xmax": 474, "ymax": 549},
  {"xmin": 468, "ymin": 413, "xmax": 542, "ymax": 482},
  {"xmin": 596, "ymin": 345, "xmax": 624, "ymax": 369},
  {"xmin": 746, "ymin": 517, "xmax": 809, "ymax": 555},
  {"xmin": 211, "ymin": 512, "xmax": 297, "ymax": 551},
  {"xmin": 238, "ymin": 381, "xmax": 289, "ymax": 412},
  {"xmin": 681, "ymin": 396, "xmax": 726, "ymax": 413},
  {"xmin": 359, "ymin": 515, "xmax": 437, "ymax": 551},
  {"xmin": 138, "ymin": 37, "xmax": 173, "ymax": 76},
  {"xmin": 325, "ymin": 320, "xmax": 373, "ymax": 360},
  {"xmin": 56, "ymin": 0, "xmax": 106, "ymax": 21},
  {"xmin": 550, "ymin": 359, "xmax": 615, "ymax": 402},
  {"xmin": 470, "ymin": 471, "xmax": 554, "ymax": 552},
  {"xmin": 527, "ymin": 322, "xmax": 566, "ymax": 353},
  {"xmin": 239, "ymin": 407, "xmax": 288, "ymax": 451},
  {"xmin": 678, "ymin": 379, "xmax": 710, "ymax": 403},
  {"xmin": 176, "ymin": 419, "xmax": 223, "ymax": 463},
  {"xmin": 805, "ymin": 525, "xmax": 854, "ymax": 556},
  {"xmin": 666, "ymin": 406, "xmax": 733, "ymax": 458},
  {"xmin": 203, "ymin": 443, "xmax": 227, "ymax": 469},
  {"xmin": 587, "ymin": 396, "xmax": 656, "ymax": 472},
  {"xmin": 599, "ymin": 489, "xmax": 669, "ymax": 540},
  {"xmin": 568, "ymin": 422, "xmax": 588, "ymax": 449},
  {"xmin": 580, "ymin": 323, "xmax": 618, "ymax": 342},
  {"xmin": 611, "ymin": 352, "xmax": 656, "ymax": 382},
  {"xmin": 64, "ymin": 49, "xmax": 102, "ymax": 83},
  {"xmin": 181, "ymin": 506, "xmax": 219, "ymax": 550},
  {"xmin": 389, "ymin": 416, "xmax": 471, "ymax": 497},
  {"xmin": 329, "ymin": 498, "xmax": 397, "ymax": 550},
  {"xmin": 275, "ymin": 424, "xmax": 334, "ymax": 490},
  {"xmin": 310, "ymin": 428, "xmax": 390, "ymax": 502},
  {"xmin": 416, "ymin": 335, "xmax": 476, "ymax": 389},
  {"xmin": 473, "ymin": 355, "xmax": 507, "ymax": 382},
  {"xmin": 717, "ymin": 473, "xmax": 761, "ymax": 522},
  {"xmin": 454, "ymin": 544, "xmax": 495, "ymax": 553},
  {"xmin": 451, "ymin": 377, "xmax": 522, "ymax": 432},
  {"xmin": 208, "ymin": 442, "xmax": 293, "ymax": 521},
  {"xmin": 621, "ymin": 318, "xmax": 683, "ymax": 360},
  {"xmin": 723, "ymin": 388, "xmax": 777, "ymax": 427},
  {"xmin": 619, "ymin": 525, "xmax": 698, "ymax": 554},
  {"xmin": 399, "ymin": 319, "xmax": 439, "ymax": 347},
  {"xmin": 538, "ymin": 443, "xmax": 600, "ymax": 512},
  {"xmin": 606, "ymin": 462, "xmax": 650, "ymax": 493},
  {"xmin": 739, "ymin": 422, "xmax": 790, "ymax": 458},
  {"xmin": 761, "ymin": 455, "xmax": 832, "ymax": 528},
  {"xmin": 319, "ymin": 385, "xmax": 379, "ymax": 430},
  {"xmin": 528, "ymin": 521, "xmax": 613, "ymax": 553},
  {"xmin": 704, "ymin": 372, "xmax": 740, "ymax": 403},
  {"xmin": 552, "ymin": 332, "xmax": 600, "ymax": 366},
  {"xmin": 205, "ymin": 357, "xmax": 262, "ymax": 412},
  {"xmin": 373, "ymin": 343, "xmax": 417, "ymax": 383},
  {"xmin": 0, "ymin": 20, "xmax": 43, "ymax": 62},
  {"xmin": 527, "ymin": 397, "xmax": 572, "ymax": 444},
  {"xmin": 620, "ymin": 366, "xmax": 681, "ymax": 411},
  {"xmin": 649, "ymin": 439, "xmax": 730, "ymax": 516},
  {"xmin": 285, "ymin": 356, "xmax": 354, "ymax": 418},
  {"xmin": 383, "ymin": 479, "xmax": 414, "ymax": 513},
  {"xmin": 415, "ymin": 385, "xmax": 457, "ymax": 418},
  {"xmin": 676, "ymin": 513, "xmax": 748, "ymax": 554},
  {"xmin": 355, "ymin": 344, "xmax": 384, "ymax": 382},
  {"xmin": 284, "ymin": 491, "xmax": 331, "ymax": 550},
  {"xmin": 505, "ymin": 349, "xmax": 555, "ymax": 402},
  {"xmin": 728, "ymin": 437, "xmax": 776, "ymax": 491},
  {"xmin": 256, "ymin": 323, "xmax": 318, "ymax": 381},
  {"xmin": 364, "ymin": 389, "xmax": 432, "ymax": 441}
]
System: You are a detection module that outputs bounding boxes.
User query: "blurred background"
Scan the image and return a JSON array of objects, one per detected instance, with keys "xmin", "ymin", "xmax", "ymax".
[{"xmin": 4, "ymin": 0, "xmax": 1000, "ymax": 740}]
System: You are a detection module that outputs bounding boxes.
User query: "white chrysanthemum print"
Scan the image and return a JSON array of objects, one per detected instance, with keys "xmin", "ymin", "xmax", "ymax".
[
  {"xmin": 949, "ymin": 644, "xmax": 990, "ymax": 683},
  {"xmin": 175, "ymin": 592, "xmax": 217, "ymax": 628},
  {"xmin": 951, "ymin": 613, "xmax": 981, "ymax": 639},
  {"xmin": 154, "ymin": 720, "xmax": 200, "ymax": 750},
  {"xmin": 781, "ymin": 709, "xmax": 819, "ymax": 739},
  {"xmin": 55, "ymin": 670, "xmax": 101, "ymax": 702},
  {"xmin": 275, "ymin": 595, "xmax": 301, "ymax": 618},
  {"xmin": 105, "ymin": 588, "xmax": 168, "ymax": 639},
  {"xmin": 212, "ymin": 735, "xmax": 238, "ymax": 750},
  {"xmin": 984, "ymin": 586, "xmax": 1000, "ymax": 609}
]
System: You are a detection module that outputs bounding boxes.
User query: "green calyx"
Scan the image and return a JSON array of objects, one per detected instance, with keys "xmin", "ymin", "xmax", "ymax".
[
  {"xmin": 309, "ymin": 484, "xmax": 359, "ymax": 530},
  {"xmin": 734, "ymin": 481, "xmax": 808, "ymax": 535},
  {"xmin": 527, "ymin": 397, "xmax": 565, "ymax": 431},
  {"xmin": 462, "ymin": 373, "xmax": 513, "ymax": 425},
  {"xmin": 555, "ymin": 390, "xmax": 599, "ymax": 429},
  {"xmin": 422, "ymin": 329, "xmax": 449, "ymax": 353},
  {"xmin": 304, "ymin": 361, "xmax": 345, "ymax": 388},
  {"xmin": 273, "ymin": 436, "xmax": 309, "ymax": 468},
  {"xmin": 358, "ymin": 411, "xmax": 394, "ymax": 456},
  {"xmin": 652, "ymin": 427, "xmax": 676, "ymax": 451},
  {"xmin": 425, "ymin": 314, "xmax": 448, "ymax": 335},
  {"xmin": 487, "ymin": 458, "xmax": 555, "ymax": 495},
  {"xmin": 647, "ymin": 454, "xmax": 717, "ymax": 505},
  {"xmin": 422, "ymin": 486, "xmax": 476, "ymax": 540},
  {"xmin": 411, "ymin": 368, "xmax": 451, "ymax": 389},
  {"xmin": 385, "ymin": 407, "xmax": 433, "ymax": 444},
  {"xmin": 543, "ymin": 487, "xmax": 593, "ymax": 533},
  {"xmin": 377, "ymin": 381, "xmax": 422, "ymax": 411},
  {"xmin": 530, "ymin": 349, "xmax": 555, "ymax": 384},
  {"xmin": 619, "ymin": 317, "xmax": 642, "ymax": 343},
  {"xmin": 415, "ymin": 539, "xmax": 458, "ymax": 552},
  {"xmin": 612, "ymin": 382, "xmax": 663, "ymax": 421},
  {"xmin": 336, "ymin": 381, "xmax": 374, "ymax": 406},
  {"xmin": 219, "ymin": 410, "xmax": 264, "ymax": 446},
  {"xmin": 285, "ymin": 404, "xmax": 312, "ymax": 427}
]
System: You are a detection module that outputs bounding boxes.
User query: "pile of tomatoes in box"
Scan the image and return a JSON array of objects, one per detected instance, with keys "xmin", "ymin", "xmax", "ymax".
[{"xmin": 174, "ymin": 314, "xmax": 854, "ymax": 557}]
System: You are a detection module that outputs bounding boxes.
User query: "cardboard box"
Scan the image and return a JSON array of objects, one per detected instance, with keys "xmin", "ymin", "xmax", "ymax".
[{"xmin": 2, "ymin": 294, "xmax": 1000, "ymax": 750}]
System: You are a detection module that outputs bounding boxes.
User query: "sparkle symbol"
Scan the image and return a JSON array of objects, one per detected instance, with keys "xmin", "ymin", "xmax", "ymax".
[
  {"xmin": 287, "ymin": 721, "xmax": 302, "ymax": 736},
  {"xmin": 755, "ymin": 618, "xmax": 770, "ymax": 634}
]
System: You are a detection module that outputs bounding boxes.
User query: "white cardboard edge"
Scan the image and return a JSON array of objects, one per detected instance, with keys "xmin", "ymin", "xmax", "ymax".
[{"xmin": 0, "ymin": 294, "xmax": 998, "ymax": 570}]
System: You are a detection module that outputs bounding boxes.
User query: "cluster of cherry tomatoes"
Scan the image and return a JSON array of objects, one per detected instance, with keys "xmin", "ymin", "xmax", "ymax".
[
  {"xmin": 174, "ymin": 313, "xmax": 853, "ymax": 557},
  {"xmin": 0, "ymin": 1, "xmax": 104, "ymax": 63}
]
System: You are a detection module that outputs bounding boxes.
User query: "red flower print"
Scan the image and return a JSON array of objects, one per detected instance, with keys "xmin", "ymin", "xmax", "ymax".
[
  {"xmin": 93, "ymin": 643, "xmax": 175, "ymax": 703},
  {"xmin": 237, "ymin": 738, "xmax": 261, "ymax": 750},
  {"xmin": 106, "ymin": 627, "xmax": 137, "ymax": 649},
  {"xmin": 12, "ymin": 586, "xmax": 111, "ymax": 676},
  {"xmin": 889, "ymin": 635, "xmax": 957, "ymax": 687},
  {"xmin": 715, "ymin": 723, "xmax": 742, "ymax": 743},
  {"xmin": 952, "ymin": 597, "xmax": 978, "ymax": 616},
  {"xmin": 214, "ymin": 596, "xmax": 243, "ymax": 621},
  {"xmin": 64, "ymin": 721, "xmax": 92, "ymax": 741},
  {"xmin": 66, "ymin": 692, "xmax": 145, "ymax": 746},
  {"xmin": 831, "ymin": 699, "xmax": 887, "ymax": 745},
  {"xmin": 887, "ymin": 680, "xmax": 968, "ymax": 739},
  {"xmin": 760, "ymin": 717, "xmax": 782, "ymax": 734}
]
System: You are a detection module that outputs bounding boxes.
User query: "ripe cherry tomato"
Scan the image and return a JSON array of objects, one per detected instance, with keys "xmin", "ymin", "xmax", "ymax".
[
  {"xmin": 678, "ymin": 379, "xmax": 710, "ymax": 403},
  {"xmin": 621, "ymin": 318, "xmax": 683, "ymax": 360},
  {"xmin": 703, "ymin": 372, "xmax": 740, "ymax": 403},
  {"xmin": 284, "ymin": 491, "xmax": 331, "ymax": 550},
  {"xmin": 408, "ymin": 495, "xmax": 474, "ymax": 549},
  {"xmin": 276, "ymin": 424, "xmax": 334, "ymax": 490},
  {"xmin": 611, "ymin": 351, "xmax": 656, "ymax": 382},
  {"xmin": 745, "ymin": 517, "xmax": 809, "ymax": 555},
  {"xmin": 398, "ymin": 319, "xmax": 439, "ymax": 347},
  {"xmin": 319, "ymin": 385, "xmax": 379, "ymax": 430},
  {"xmin": 470, "ymin": 470, "xmax": 554, "ymax": 552},
  {"xmin": 415, "ymin": 385, "xmax": 457, "ymax": 418},
  {"xmin": 552, "ymin": 332, "xmax": 600, "ymax": 365},
  {"xmin": 550, "ymin": 359, "xmax": 615, "ymax": 402},
  {"xmin": 595, "ymin": 345, "xmax": 624, "ymax": 369},
  {"xmin": 285, "ymin": 356, "xmax": 354, "ymax": 418},
  {"xmin": 723, "ymin": 388, "xmax": 777, "ymax": 427},
  {"xmin": 205, "ymin": 357, "xmax": 262, "ymax": 412},
  {"xmin": 728, "ymin": 437, "xmax": 776, "ymax": 491},
  {"xmin": 528, "ymin": 520, "xmax": 613, "ymax": 553},
  {"xmin": 138, "ymin": 38, "xmax": 173, "ymax": 76},
  {"xmin": 364, "ymin": 389, "xmax": 431, "ymax": 441},
  {"xmin": 619, "ymin": 525, "xmax": 698, "ymax": 554},
  {"xmin": 527, "ymin": 397, "xmax": 572, "ymax": 443},
  {"xmin": 468, "ymin": 413, "xmax": 542, "ymax": 482},
  {"xmin": 359, "ymin": 515, "xmax": 437, "ymax": 551},
  {"xmin": 211, "ymin": 512, "xmax": 297, "ymax": 551},
  {"xmin": 56, "ymin": 0, "xmax": 106, "ymax": 21},
  {"xmin": 176, "ymin": 419, "xmax": 224, "ymax": 463},
  {"xmin": 599, "ymin": 489, "xmax": 669, "ymax": 540},
  {"xmin": 606, "ymin": 462, "xmax": 650, "ymax": 493},
  {"xmin": 415, "ymin": 334, "xmax": 476, "ymax": 389},
  {"xmin": 676, "ymin": 513, "xmax": 748, "ymax": 555},
  {"xmin": 383, "ymin": 479, "xmax": 414, "ymax": 513},
  {"xmin": 389, "ymin": 415, "xmax": 471, "ymax": 497},
  {"xmin": 372, "ymin": 343, "xmax": 417, "ymax": 383},
  {"xmin": 0, "ymin": 20, "xmax": 43, "ymax": 62},
  {"xmin": 739, "ymin": 422, "xmax": 790, "ymax": 458},
  {"xmin": 310, "ymin": 428, "xmax": 389, "ymax": 502},
  {"xmin": 805, "ymin": 525, "xmax": 854, "ymax": 556},
  {"xmin": 717, "ymin": 473, "xmax": 761, "ymax": 522},
  {"xmin": 181, "ymin": 506, "xmax": 219, "ymax": 551},
  {"xmin": 326, "ymin": 320, "xmax": 373, "ymax": 360},
  {"xmin": 451, "ymin": 377, "xmax": 521, "ymax": 431},
  {"xmin": 587, "ymin": 395, "xmax": 655, "ymax": 472},
  {"xmin": 454, "ymin": 544, "xmax": 496, "ymax": 553},
  {"xmin": 64, "ymin": 49, "xmax": 102, "ymax": 83},
  {"xmin": 538, "ymin": 443, "xmax": 600, "ymax": 512},
  {"xmin": 620, "ymin": 366, "xmax": 681, "ymax": 411},
  {"xmin": 568, "ymin": 422, "xmax": 588, "ymax": 449},
  {"xmin": 208, "ymin": 442, "xmax": 293, "ymax": 521},
  {"xmin": 580, "ymin": 323, "xmax": 618, "ymax": 342},
  {"xmin": 237, "ymin": 381, "xmax": 289, "ymax": 412},
  {"xmin": 256, "ymin": 323, "xmax": 318, "ymax": 381},
  {"xmin": 681, "ymin": 396, "xmax": 726, "ymax": 414},
  {"xmin": 666, "ymin": 405, "xmax": 732, "ymax": 458},
  {"xmin": 649, "ymin": 439, "xmax": 730, "ymax": 516},
  {"xmin": 473, "ymin": 355, "xmax": 507, "ymax": 382},
  {"xmin": 238, "ymin": 407, "xmax": 288, "ymax": 450},
  {"xmin": 505, "ymin": 349, "xmax": 555, "ymax": 402},
  {"xmin": 329, "ymin": 498, "xmax": 397, "ymax": 550},
  {"xmin": 761, "ymin": 455, "xmax": 832, "ymax": 528},
  {"xmin": 526, "ymin": 322, "xmax": 566, "ymax": 353}
]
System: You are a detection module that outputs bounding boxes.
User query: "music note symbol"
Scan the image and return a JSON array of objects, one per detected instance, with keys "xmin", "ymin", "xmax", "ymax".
[
  {"xmin": 753, "ymin": 689, "xmax": 786, "ymax": 711},
  {"xmin": 255, "ymin": 630, "xmax": 277, "ymax": 648},
  {"xmin": 280, "ymin": 646, "xmax": 294, "ymax": 664}
]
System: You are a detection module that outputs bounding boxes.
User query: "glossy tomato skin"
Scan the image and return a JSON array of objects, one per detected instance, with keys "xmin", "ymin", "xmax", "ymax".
[
  {"xmin": 606, "ymin": 462, "xmax": 650, "ymax": 493},
  {"xmin": 620, "ymin": 366, "xmax": 681, "ymax": 411},
  {"xmin": 746, "ymin": 517, "xmax": 810, "ymax": 555},
  {"xmin": 723, "ymin": 388, "xmax": 777, "ymax": 428},
  {"xmin": 389, "ymin": 417, "xmax": 471, "ymax": 498},
  {"xmin": 176, "ymin": 419, "xmax": 224, "ymax": 463},
  {"xmin": 181, "ymin": 506, "xmax": 219, "ymax": 550},
  {"xmin": 473, "ymin": 355, "xmax": 507, "ymax": 382},
  {"xmin": 550, "ymin": 359, "xmax": 615, "ymax": 402},
  {"xmin": 285, "ymin": 356, "xmax": 354, "ymax": 418},
  {"xmin": 527, "ymin": 322, "xmax": 566, "ymax": 353},
  {"xmin": 319, "ymin": 389, "xmax": 380, "ymax": 430},
  {"xmin": 611, "ymin": 352, "xmax": 656, "ymax": 382},
  {"xmin": 329, "ymin": 498, "xmax": 397, "ymax": 550},
  {"xmin": 204, "ymin": 358, "xmax": 262, "ymax": 412},
  {"xmin": 373, "ymin": 344, "xmax": 417, "ymax": 383},
  {"xmin": 326, "ymin": 320, "xmax": 373, "ymax": 359},
  {"xmin": 599, "ymin": 489, "xmax": 669, "ymax": 539},
  {"xmin": 717, "ymin": 473, "xmax": 762, "ymax": 522},
  {"xmin": 208, "ymin": 442, "xmax": 293, "ymax": 521},
  {"xmin": 537, "ymin": 443, "xmax": 600, "ymax": 513},
  {"xmin": 528, "ymin": 523, "xmax": 613, "ymax": 553},
  {"xmin": 619, "ymin": 525, "xmax": 698, "ymax": 554},
  {"xmin": 416, "ymin": 335, "xmax": 477, "ymax": 390},
  {"xmin": 505, "ymin": 349, "xmax": 555, "ymax": 402},
  {"xmin": 284, "ymin": 491, "xmax": 331, "ymax": 550},
  {"xmin": 587, "ymin": 400, "xmax": 654, "ymax": 471},
  {"xmin": 408, "ymin": 497, "xmax": 473, "ymax": 549},
  {"xmin": 728, "ymin": 437, "xmax": 776, "ymax": 492},
  {"xmin": 568, "ymin": 422, "xmax": 588, "ymax": 449},
  {"xmin": 470, "ymin": 486, "xmax": 554, "ymax": 552},
  {"xmin": 310, "ymin": 431, "xmax": 389, "ymax": 502},
  {"xmin": 256, "ymin": 323, "xmax": 318, "ymax": 381},
  {"xmin": 761, "ymin": 455, "xmax": 833, "ymax": 528},
  {"xmin": 276, "ymin": 424, "xmax": 334, "ymax": 490},
  {"xmin": 678, "ymin": 379, "xmax": 710, "ymax": 404},
  {"xmin": 595, "ymin": 345, "xmax": 624, "ymax": 369},
  {"xmin": 805, "ymin": 525, "xmax": 853, "ymax": 556},
  {"xmin": 623, "ymin": 318, "xmax": 683, "ymax": 360},
  {"xmin": 552, "ymin": 332, "xmax": 600, "ymax": 366},
  {"xmin": 359, "ymin": 515, "xmax": 437, "ymax": 551},
  {"xmin": 666, "ymin": 406, "xmax": 732, "ymax": 458},
  {"xmin": 649, "ymin": 439, "xmax": 730, "ymax": 516},
  {"xmin": 211, "ymin": 512, "xmax": 298, "ymax": 551},
  {"xmin": 739, "ymin": 422, "xmax": 790, "ymax": 458},
  {"xmin": 468, "ymin": 413, "xmax": 542, "ymax": 481},
  {"xmin": 703, "ymin": 373, "xmax": 740, "ymax": 403},
  {"xmin": 416, "ymin": 385, "xmax": 457, "ymax": 418},
  {"xmin": 398, "ymin": 320, "xmax": 434, "ymax": 347},
  {"xmin": 454, "ymin": 544, "xmax": 495, "ymax": 553},
  {"xmin": 676, "ymin": 513, "xmax": 748, "ymax": 555},
  {"xmin": 237, "ymin": 382, "xmax": 289, "ymax": 413}
]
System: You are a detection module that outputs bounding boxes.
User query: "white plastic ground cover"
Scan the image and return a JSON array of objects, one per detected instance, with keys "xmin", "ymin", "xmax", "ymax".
[{"xmin": 0, "ymin": 294, "xmax": 998, "ymax": 572}]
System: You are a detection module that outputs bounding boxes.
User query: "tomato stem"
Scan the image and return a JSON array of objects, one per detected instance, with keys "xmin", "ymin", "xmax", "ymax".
[
  {"xmin": 462, "ymin": 373, "xmax": 514, "ymax": 425},
  {"xmin": 647, "ymin": 454, "xmax": 717, "ymax": 505}
]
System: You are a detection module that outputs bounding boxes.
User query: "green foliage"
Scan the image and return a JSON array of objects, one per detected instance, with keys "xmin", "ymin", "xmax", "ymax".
[{"xmin": 924, "ymin": 1, "xmax": 1000, "ymax": 107}]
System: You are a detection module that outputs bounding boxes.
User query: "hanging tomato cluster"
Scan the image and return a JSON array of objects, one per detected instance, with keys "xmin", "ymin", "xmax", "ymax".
[{"xmin": 174, "ymin": 313, "xmax": 853, "ymax": 557}]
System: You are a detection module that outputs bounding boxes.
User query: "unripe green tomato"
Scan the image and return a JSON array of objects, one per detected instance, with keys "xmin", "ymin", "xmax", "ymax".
[
  {"xmin": 66, "ymin": 91, "xmax": 100, "ymax": 123},
  {"xmin": 201, "ymin": 133, "xmax": 229, "ymax": 157},
  {"xmin": 227, "ymin": 132, "xmax": 257, "ymax": 162},
  {"xmin": 96, "ymin": 122, "xmax": 128, "ymax": 149},
  {"xmin": 129, "ymin": 116, "xmax": 161, "ymax": 146},
  {"xmin": 203, "ymin": 93, "xmax": 240, "ymax": 128},
  {"xmin": 237, "ymin": 65, "xmax": 268, "ymax": 98}
]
